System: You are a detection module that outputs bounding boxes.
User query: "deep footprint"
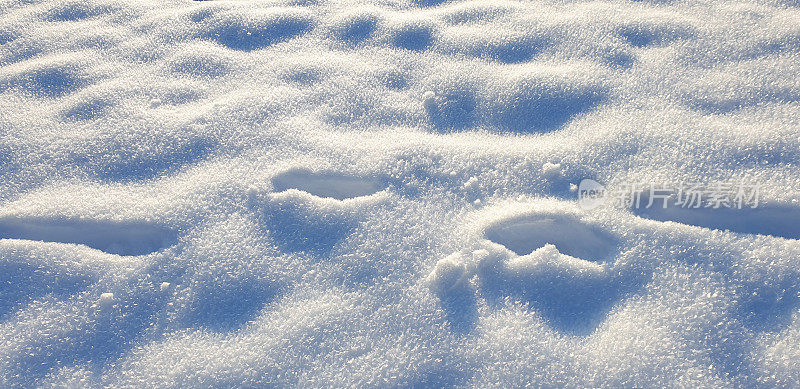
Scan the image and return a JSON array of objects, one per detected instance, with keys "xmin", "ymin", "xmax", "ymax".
[
  {"xmin": 480, "ymin": 212, "xmax": 621, "ymax": 334},
  {"xmin": 484, "ymin": 214, "xmax": 617, "ymax": 263},
  {"xmin": 271, "ymin": 169, "xmax": 383, "ymax": 200},
  {"xmin": 633, "ymin": 197, "xmax": 800, "ymax": 240},
  {"xmin": 0, "ymin": 217, "xmax": 177, "ymax": 256}
]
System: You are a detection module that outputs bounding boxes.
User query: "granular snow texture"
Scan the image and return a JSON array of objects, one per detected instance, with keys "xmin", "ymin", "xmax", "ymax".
[{"xmin": 1, "ymin": 0, "xmax": 800, "ymax": 386}]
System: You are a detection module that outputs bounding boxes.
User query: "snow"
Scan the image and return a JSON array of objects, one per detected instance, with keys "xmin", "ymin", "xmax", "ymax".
[
  {"xmin": 426, "ymin": 252, "xmax": 469, "ymax": 295},
  {"xmin": 1, "ymin": 0, "xmax": 800, "ymax": 386},
  {"xmin": 98, "ymin": 292, "xmax": 115, "ymax": 308}
]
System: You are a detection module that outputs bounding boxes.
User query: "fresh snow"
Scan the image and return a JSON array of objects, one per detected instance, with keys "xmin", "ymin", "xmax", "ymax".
[{"xmin": 1, "ymin": 0, "xmax": 800, "ymax": 386}]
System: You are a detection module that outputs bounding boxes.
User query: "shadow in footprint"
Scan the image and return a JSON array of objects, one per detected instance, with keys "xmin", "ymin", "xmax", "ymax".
[
  {"xmin": 266, "ymin": 170, "xmax": 383, "ymax": 255},
  {"xmin": 485, "ymin": 214, "xmax": 617, "ymax": 262},
  {"xmin": 271, "ymin": 169, "xmax": 383, "ymax": 200},
  {"xmin": 479, "ymin": 251, "xmax": 621, "ymax": 335},
  {"xmin": 481, "ymin": 214, "xmax": 621, "ymax": 335},
  {"xmin": 0, "ymin": 217, "xmax": 178, "ymax": 256},
  {"xmin": 633, "ymin": 196, "xmax": 800, "ymax": 240}
]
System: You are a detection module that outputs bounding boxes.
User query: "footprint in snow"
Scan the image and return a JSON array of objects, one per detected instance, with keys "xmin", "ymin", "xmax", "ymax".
[
  {"xmin": 633, "ymin": 193, "xmax": 800, "ymax": 240},
  {"xmin": 0, "ymin": 217, "xmax": 178, "ymax": 256},
  {"xmin": 430, "ymin": 203, "xmax": 625, "ymax": 335},
  {"xmin": 271, "ymin": 168, "xmax": 384, "ymax": 200},
  {"xmin": 258, "ymin": 168, "xmax": 386, "ymax": 255},
  {"xmin": 480, "ymin": 211, "xmax": 622, "ymax": 334}
]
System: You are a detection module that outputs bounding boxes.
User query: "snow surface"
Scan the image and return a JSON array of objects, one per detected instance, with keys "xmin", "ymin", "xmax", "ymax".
[{"xmin": 1, "ymin": 0, "xmax": 800, "ymax": 386}]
